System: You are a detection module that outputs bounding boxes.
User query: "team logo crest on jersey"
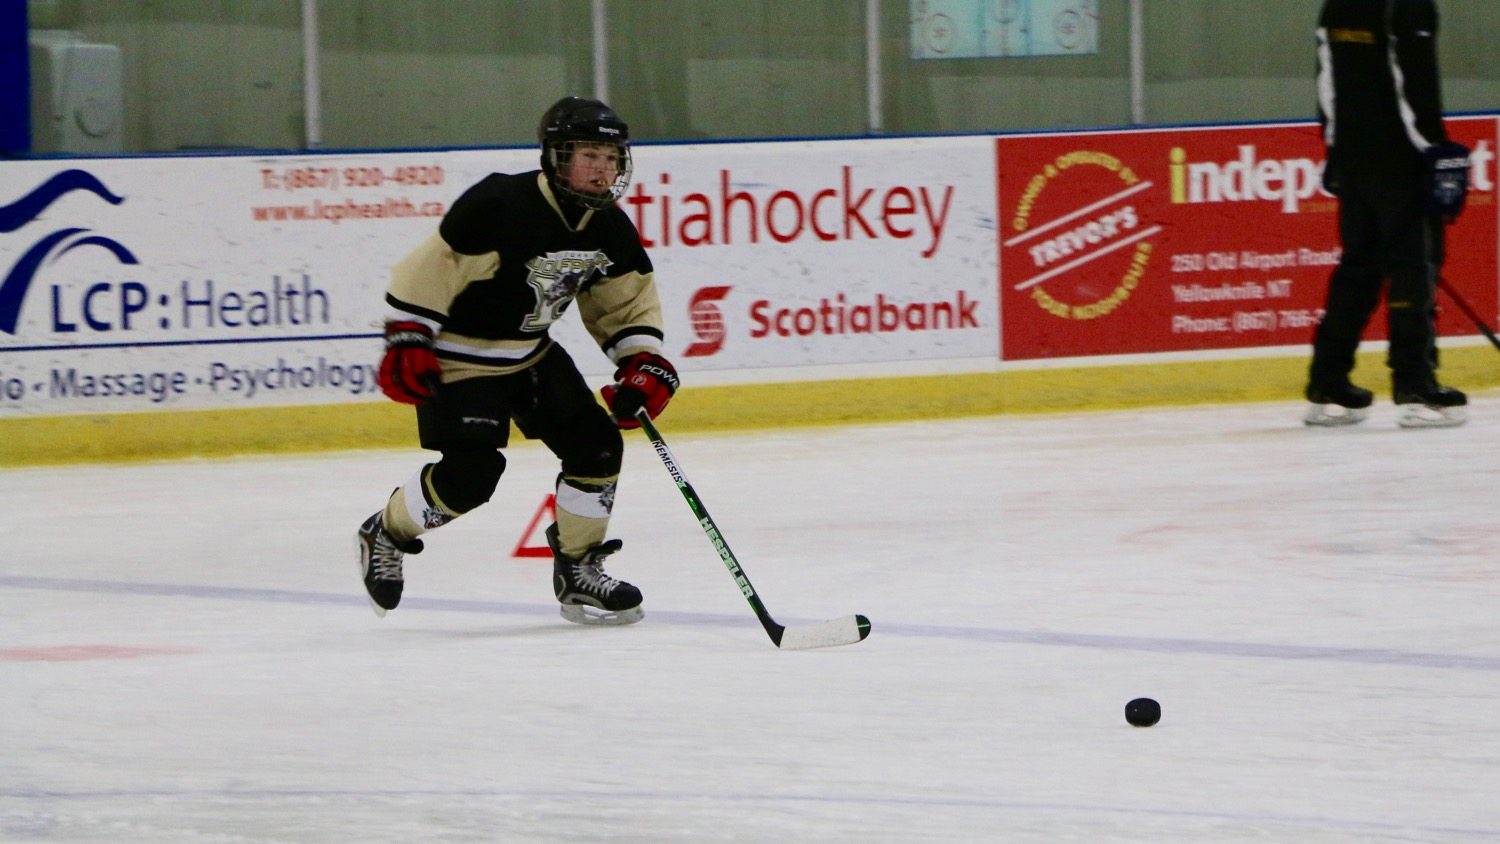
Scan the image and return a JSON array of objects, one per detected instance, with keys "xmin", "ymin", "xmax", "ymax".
[{"xmin": 521, "ymin": 250, "xmax": 613, "ymax": 331}]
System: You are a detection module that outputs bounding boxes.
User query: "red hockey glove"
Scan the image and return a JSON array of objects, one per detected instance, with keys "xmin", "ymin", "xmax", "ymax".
[
  {"xmin": 601, "ymin": 352, "xmax": 679, "ymax": 429},
  {"xmin": 377, "ymin": 321, "xmax": 441, "ymax": 404}
]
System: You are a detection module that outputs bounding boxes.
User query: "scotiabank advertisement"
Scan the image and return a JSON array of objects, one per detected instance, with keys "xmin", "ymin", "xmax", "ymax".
[
  {"xmin": 997, "ymin": 117, "xmax": 1499, "ymax": 359},
  {"xmin": 622, "ymin": 136, "xmax": 999, "ymax": 370}
]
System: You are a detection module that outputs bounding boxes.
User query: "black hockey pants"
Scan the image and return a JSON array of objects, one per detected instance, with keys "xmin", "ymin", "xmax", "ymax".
[{"xmin": 414, "ymin": 343, "xmax": 623, "ymax": 515}]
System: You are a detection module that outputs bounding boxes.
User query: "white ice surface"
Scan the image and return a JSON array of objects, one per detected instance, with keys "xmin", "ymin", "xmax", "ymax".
[{"xmin": 3, "ymin": 397, "xmax": 1499, "ymax": 843}]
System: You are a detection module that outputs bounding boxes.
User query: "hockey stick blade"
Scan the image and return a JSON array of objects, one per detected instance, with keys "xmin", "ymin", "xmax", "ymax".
[
  {"xmin": 635, "ymin": 410, "xmax": 871, "ymax": 650},
  {"xmin": 774, "ymin": 613, "xmax": 873, "ymax": 650}
]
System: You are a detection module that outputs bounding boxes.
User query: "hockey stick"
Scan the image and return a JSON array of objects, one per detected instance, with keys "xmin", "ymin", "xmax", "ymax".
[
  {"xmin": 634, "ymin": 409, "xmax": 871, "ymax": 650},
  {"xmin": 1439, "ymin": 276, "xmax": 1500, "ymax": 352}
]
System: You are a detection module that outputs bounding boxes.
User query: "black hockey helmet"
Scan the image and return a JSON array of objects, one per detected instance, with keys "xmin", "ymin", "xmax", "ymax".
[{"xmin": 538, "ymin": 96, "xmax": 633, "ymax": 209}]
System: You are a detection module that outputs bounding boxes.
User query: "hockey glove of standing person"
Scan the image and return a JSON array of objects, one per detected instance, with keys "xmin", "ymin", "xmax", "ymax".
[
  {"xmin": 377, "ymin": 321, "xmax": 441, "ymax": 404},
  {"xmin": 601, "ymin": 352, "xmax": 679, "ymax": 429},
  {"xmin": 1424, "ymin": 140, "xmax": 1471, "ymax": 223}
]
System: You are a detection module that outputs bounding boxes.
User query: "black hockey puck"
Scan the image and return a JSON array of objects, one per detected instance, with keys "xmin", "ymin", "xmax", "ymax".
[{"xmin": 1125, "ymin": 697, "xmax": 1160, "ymax": 727}]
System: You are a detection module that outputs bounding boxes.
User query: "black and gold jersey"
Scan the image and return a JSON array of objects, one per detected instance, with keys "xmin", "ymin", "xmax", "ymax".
[
  {"xmin": 386, "ymin": 171, "xmax": 664, "ymax": 382},
  {"xmin": 1316, "ymin": 0, "xmax": 1446, "ymax": 186}
]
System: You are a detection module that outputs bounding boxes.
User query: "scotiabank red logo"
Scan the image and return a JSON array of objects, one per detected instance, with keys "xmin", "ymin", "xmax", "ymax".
[
  {"xmin": 683, "ymin": 285, "xmax": 732, "ymax": 357},
  {"xmin": 685, "ymin": 283, "xmax": 981, "ymax": 357},
  {"xmin": 749, "ymin": 291, "xmax": 980, "ymax": 337}
]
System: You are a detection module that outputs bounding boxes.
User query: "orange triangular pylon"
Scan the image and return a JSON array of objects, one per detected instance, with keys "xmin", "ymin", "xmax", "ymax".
[{"xmin": 512, "ymin": 494, "xmax": 556, "ymax": 558}]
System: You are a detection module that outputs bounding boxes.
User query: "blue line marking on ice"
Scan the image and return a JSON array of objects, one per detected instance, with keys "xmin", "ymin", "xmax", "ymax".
[{"xmin": 4, "ymin": 574, "xmax": 1498, "ymax": 672}]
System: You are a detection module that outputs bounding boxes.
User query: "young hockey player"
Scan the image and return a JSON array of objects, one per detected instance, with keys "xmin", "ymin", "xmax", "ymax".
[{"xmin": 355, "ymin": 96, "xmax": 679, "ymax": 625}]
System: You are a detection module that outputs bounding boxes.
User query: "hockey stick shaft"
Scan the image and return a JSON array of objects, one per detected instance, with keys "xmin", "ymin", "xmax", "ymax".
[
  {"xmin": 1439, "ymin": 276, "xmax": 1500, "ymax": 352},
  {"xmin": 634, "ymin": 411, "xmax": 786, "ymax": 643},
  {"xmin": 634, "ymin": 410, "xmax": 870, "ymax": 649}
]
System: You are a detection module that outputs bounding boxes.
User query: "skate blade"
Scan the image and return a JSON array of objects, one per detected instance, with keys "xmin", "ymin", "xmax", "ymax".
[
  {"xmin": 1303, "ymin": 403, "xmax": 1369, "ymax": 427},
  {"xmin": 1396, "ymin": 404, "xmax": 1467, "ymax": 428},
  {"xmin": 560, "ymin": 603, "xmax": 644, "ymax": 626}
]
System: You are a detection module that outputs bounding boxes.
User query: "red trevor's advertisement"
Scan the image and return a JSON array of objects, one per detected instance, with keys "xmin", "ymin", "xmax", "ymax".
[{"xmin": 996, "ymin": 118, "xmax": 1498, "ymax": 361}]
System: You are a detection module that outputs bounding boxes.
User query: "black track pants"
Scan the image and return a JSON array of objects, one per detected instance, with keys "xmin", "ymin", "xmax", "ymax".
[{"xmin": 1310, "ymin": 181, "xmax": 1443, "ymax": 388}]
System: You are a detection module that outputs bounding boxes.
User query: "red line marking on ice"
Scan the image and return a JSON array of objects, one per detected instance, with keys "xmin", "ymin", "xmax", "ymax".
[{"xmin": 0, "ymin": 645, "xmax": 197, "ymax": 662}]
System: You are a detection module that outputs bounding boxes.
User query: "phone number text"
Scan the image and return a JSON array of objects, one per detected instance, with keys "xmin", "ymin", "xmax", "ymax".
[{"xmin": 259, "ymin": 165, "xmax": 445, "ymax": 191}]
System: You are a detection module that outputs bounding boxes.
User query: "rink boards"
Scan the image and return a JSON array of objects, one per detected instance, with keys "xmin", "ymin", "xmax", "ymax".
[{"xmin": 2, "ymin": 118, "xmax": 1498, "ymax": 464}]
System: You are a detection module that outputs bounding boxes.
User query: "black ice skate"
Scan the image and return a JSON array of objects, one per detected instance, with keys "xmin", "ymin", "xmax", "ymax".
[
  {"xmin": 355, "ymin": 511, "xmax": 423, "ymax": 617},
  {"xmin": 1394, "ymin": 380, "xmax": 1467, "ymax": 428},
  {"xmin": 1303, "ymin": 380, "xmax": 1374, "ymax": 427},
  {"xmin": 547, "ymin": 523, "xmax": 643, "ymax": 626}
]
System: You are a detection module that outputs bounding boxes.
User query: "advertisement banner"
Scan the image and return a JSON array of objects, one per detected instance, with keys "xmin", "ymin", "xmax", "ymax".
[
  {"xmin": 1, "ymin": 136, "xmax": 1000, "ymax": 418},
  {"xmin": 625, "ymin": 136, "xmax": 999, "ymax": 371},
  {"xmin": 6, "ymin": 121, "xmax": 1496, "ymax": 420},
  {"xmin": 996, "ymin": 117, "xmax": 1499, "ymax": 360},
  {"xmin": 0, "ymin": 148, "xmax": 531, "ymax": 416}
]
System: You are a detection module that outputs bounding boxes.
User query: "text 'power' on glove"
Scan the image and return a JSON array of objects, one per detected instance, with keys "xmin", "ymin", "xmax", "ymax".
[{"xmin": 601, "ymin": 352, "xmax": 679, "ymax": 429}]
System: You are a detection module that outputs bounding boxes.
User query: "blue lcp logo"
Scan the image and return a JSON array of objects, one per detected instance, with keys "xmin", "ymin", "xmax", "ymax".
[{"xmin": 0, "ymin": 169, "xmax": 139, "ymax": 335}]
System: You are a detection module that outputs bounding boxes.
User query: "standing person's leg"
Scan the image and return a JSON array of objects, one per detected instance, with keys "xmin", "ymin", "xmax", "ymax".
[
  {"xmin": 1305, "ymin": 185, "xmax": 1385, "ymax": 424},
  {"xmin": 1384, "ymin": 202, "xmax": 1443, "ymax": 391},
  {"xmin": 1384, "ymin": 200, "xmax": 1467, "ymax": 424},
  {"xmin": 1310, "ymin": 188, "xmax": 1386, "ymax": 391}
]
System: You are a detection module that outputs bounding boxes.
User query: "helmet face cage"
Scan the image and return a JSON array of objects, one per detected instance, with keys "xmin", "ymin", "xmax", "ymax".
[
  {"xmin": 539, "ymin": 97, "xmax": 633, "ymax": 210},
  {"xmin": 545, "ymin": 140, "xmax": 633, "ymax": 210}
]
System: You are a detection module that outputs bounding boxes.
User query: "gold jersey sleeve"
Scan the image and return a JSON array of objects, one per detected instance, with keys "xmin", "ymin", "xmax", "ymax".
[
  {"xmin": 387, "ymin": 231, "xmax": 500, "ymax": 324},
  {"xmin": 578, "ymin": 269, "xmax": 665, "ymax": 363}
]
